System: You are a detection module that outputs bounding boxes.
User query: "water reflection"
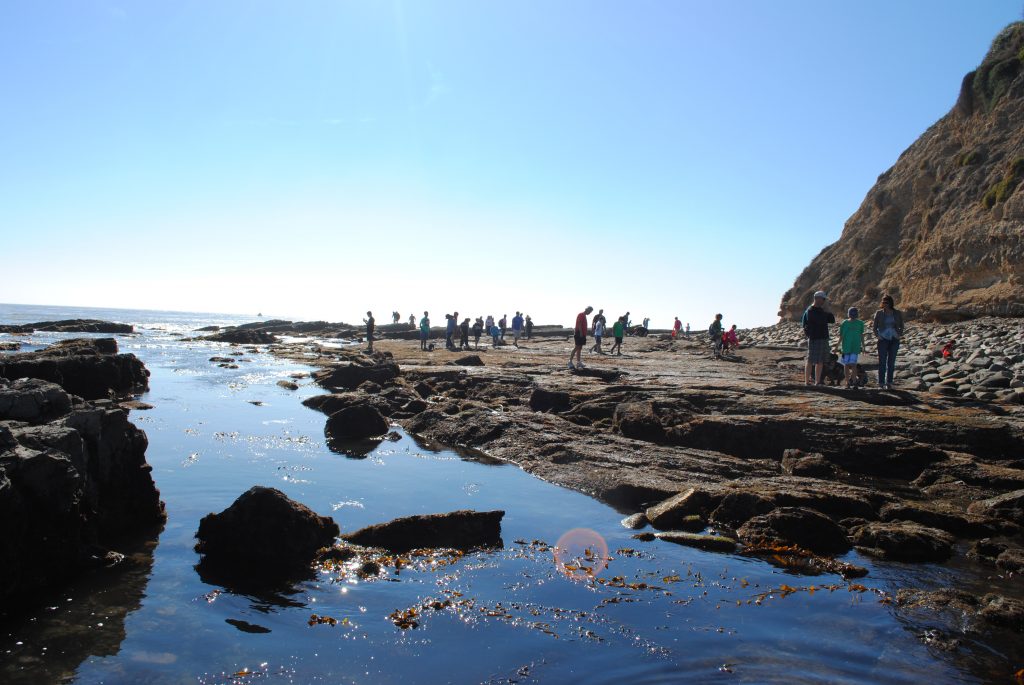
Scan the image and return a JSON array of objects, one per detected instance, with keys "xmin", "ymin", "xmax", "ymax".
[{"xmin": 0, "ymin": 535, "xmax": 158, "ymax": 685}]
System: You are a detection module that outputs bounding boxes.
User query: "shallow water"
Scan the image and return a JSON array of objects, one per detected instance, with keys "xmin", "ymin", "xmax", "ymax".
[{"xmin": 1, "ymin": 304, "xmax": 1021, "ymax": 684}]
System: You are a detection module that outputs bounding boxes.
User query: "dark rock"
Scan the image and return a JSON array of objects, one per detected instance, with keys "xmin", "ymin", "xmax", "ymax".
[
  {"xmin": 314, "ymin": 361, "xmax": 400, "ymax": 391},
  {"xmin": 879, "ymin": 502, "xmax": 995, "ymax": 538},
  {"xmin": 340, "ymin": 509, "xmax": 504, "ymax": 552},
  {"xmin": 413, "ymin": 381, "xmax": 434, "ymax": 399},
  {"xmin": 710, "ymin": 492, "xmax": 774, "ymax": 527},
  {"xmin": 737, "ymin": 507, "xmax": 851, "ymax": 555},
  {"xmin": 529, "ymin": 388, "xmax": 571, "ymax": 413},
  {"xmin": 979, "ymin": 594, "xmax": 1024, "ymax": 631},
  {"xmin": 195, "ymin": 486, "xmax": 338, "ymax": 583},
  {"xmin": 358, "ymin": 381, "xmax": 383, "ymax": 394},
  {"xmin": 781, "ymin": 449, "xmax": 841, "ymax": 478},
  {"xmin": 449, "ymin": 355, "xmax": 484, "ymax": 367},
  {"xmin": 654, "ymin": 531, "xmax": 737, "ymax": 553},
  {"xmin": 645, "ymin": 488, "xmax": 715, "ymax": 530},
  {"xmin": 0, "ymin": 378, "xmax": 72, "ymax": 422},
  {"xmin": 852, "ymin": 521, "xmax": 954, "ymax": 562},
  {"xmin": 967, "ymin": 488, "xmax": 1024, "ymax": 526},
  {"xmin": 0, "ymin": 319, "xmax": 133, "ymax": 334},
  {"xmin": 0, "ymin": 382, "xmax": 164, "ymax": 607},
  {"xmin": 204, "ymin": 329, "xmax": 277, "ymax": 344},
  {"xmin": 276, "ymin": 380, "xmax": 299, "ymax": 391},
  {"xmin": 325, "ymin": 404, "xmax": 389, "ymax": 440},
  {"xmin": 403, "ymin": 399, "xmax": 428, "ymax": 414},
  {"xmin": 0, "ymin": 338, "xmax": 149, "ymax": 400}
]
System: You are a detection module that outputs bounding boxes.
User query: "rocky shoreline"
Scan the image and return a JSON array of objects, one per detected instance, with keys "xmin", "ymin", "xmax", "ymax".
[
  {"xmin": 0, "ymin": 338, "xmax": 164, "ymax": 609},
  {"xmin": 250, "ymin": 318, "xmax": 1024, "ymax": 631}
]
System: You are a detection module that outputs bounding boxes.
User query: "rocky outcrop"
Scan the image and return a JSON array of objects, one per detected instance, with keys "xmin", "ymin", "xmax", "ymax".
[
  {"xmin": 0, "ymin": 319, "xmax": 133, "ymax": 334},
  {"xmin": 340, "ymin": 510, "xmax": 504, "ymax": 552},
  {"xmin": 736, "ymin": 506, "xmax": 851, "ymax": 555},
  {"xmin": 780, "ymin": 23, "xmax": 1024, "ymax": 322},
  {"xmin": 194, "ymin": 486, "xmax": 339, "ymax": 584},
  {"xmin": 0, "ymin": 338, "xmax": 149, "ymax": 400},
  {"xmin": 325, "ymin": 404, "xmax": 390, "ymax": 440},
  {"xmin": 0, "ymin": 377, "xmax": 165, "ymax": 608}
]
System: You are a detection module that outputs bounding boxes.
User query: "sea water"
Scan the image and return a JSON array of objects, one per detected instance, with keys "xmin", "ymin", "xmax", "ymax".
[{"xmin": 0, "ymin": 303, "xmax": 1020, "ymax": 684}]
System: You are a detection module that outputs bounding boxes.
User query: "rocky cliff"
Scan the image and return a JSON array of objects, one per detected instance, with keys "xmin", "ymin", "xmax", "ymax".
[{"xmin": 780, "ymin": 22, "xmax": 1024, "ymax": 322}]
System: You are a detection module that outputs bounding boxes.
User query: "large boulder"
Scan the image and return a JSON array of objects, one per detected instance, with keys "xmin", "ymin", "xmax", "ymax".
[
  {"xmin": 0, "ymin": 319, "xmax": 133, "ymax": 334},
  {"xmin": 195, "ymin": 487, "xmax": 339, "ymax": 583},
  {"xmin": 341, "ymin": 509, "xmax": 504, "ymax": 552},
  {"xmin": 736, "ymin": 507, "xmax": 851, "ymax": 555},
  {"xmin": 325, "ymin": 404, "xmax": 390, "ymax": 440}
]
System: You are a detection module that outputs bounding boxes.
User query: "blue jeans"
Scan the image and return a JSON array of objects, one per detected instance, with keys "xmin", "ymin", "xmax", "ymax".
[{"xmin": 877, "ymin": 337, "xmax": 900, "ymax": 386}]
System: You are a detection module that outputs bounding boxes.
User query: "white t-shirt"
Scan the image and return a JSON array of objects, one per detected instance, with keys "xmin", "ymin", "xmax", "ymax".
[{"xmin": 595, "ymin": 321, "xmax": 605, "ymax": 337}]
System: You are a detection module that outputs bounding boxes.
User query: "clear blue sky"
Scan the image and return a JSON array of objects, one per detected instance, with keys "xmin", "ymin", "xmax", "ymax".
[{"xmin": 1, "ymin": 1, "xmax": 1020, "ymax": 327}]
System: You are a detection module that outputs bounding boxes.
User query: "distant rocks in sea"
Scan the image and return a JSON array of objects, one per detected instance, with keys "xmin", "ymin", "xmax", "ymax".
[{"xmin": 0, "ymin": 318, "xmax": 134, "ymax": 334}]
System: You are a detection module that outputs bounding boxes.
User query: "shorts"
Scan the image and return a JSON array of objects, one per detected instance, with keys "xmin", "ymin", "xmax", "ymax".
[
  {"xmin": 614, "ymin": 336, "xmax": 623, "ymax": 344},
  {"xmin": 420, "ymin": 330, "xmax": 428, "ymax": 341},
  {"xmin": 807, "ymin": 338, "xmax": 829, "ymax": 364},
  {"xmin": 513, "ymin": 330, "xmax": 522, "ymax": 340},
  {"xmin": 840, "ymin": 353, "xmax": 859, "ymax": 365},
  {"xmin": 574, "ymin": 334, "xmax": 587, "ymax": 347}
]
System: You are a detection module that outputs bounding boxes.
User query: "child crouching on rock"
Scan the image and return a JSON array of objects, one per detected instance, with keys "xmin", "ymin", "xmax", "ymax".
[{"xmin": 839, "ymin": 307, "xmax": 865, "ymax": 388}]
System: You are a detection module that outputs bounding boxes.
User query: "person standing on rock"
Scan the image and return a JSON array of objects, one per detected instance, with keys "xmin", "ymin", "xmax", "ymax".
[
  {"xmin": 672, "ymin": 317, "xmax": 681, "ymax": 339},
  {"xmin": 419, "ymin": 311, "xmax": 430, "ymax": 351},
  {"xmin": 473, "ymin": 317, "xmax": 484, "ymax": 349},
  {"xmin": 871, "ymin": 294, "xmax": 904, "ymax": 389},
  {"xmin": 802, "ymin": 291, "xmax": 835, "ymax": 385},
  {"xmin": 499, "ymin": 314, "xmax": 508, "ymax": 341},
  {"xmin": 592, "ymin": 317, "xmax": 605, "ymax": 354},
  {"xmin": 511, "ymin": 311, "xmax": 524, "ymax": 348},
  {"xmin": 525, "ymin": 315, "xmax": 533, "ymax": 340},
  {"xmin": 685, "ymin": 322, "xmax": 690, "ymax": 338},
  {"xmin": 459, "ymin": 317, "xmax": 471, "ymax": 351},
  {"xmin": 409, "ymin": 313, "xmax": 416, "ymax": 327},
  {"xmin": 363, "ymin": 311, "xmax": 375, "ymax": 353},
  {"xmin": 839, "ymin": 307, "xmax": 866, "ymax": 388},
  {"xmin": 609, "ymin": 316, "xmax": 625, "ymax": 355},
  {"xmin": 445, "ymin": 313, "xmax": 459, "ymax": 351},
  {"xmin": 709, "ymin": 314, "xmax": 724, "ymax": 358},
  {"xmin": 570, "ymin": 306, "xmax": 593, "ymax": 370},
  {"xmin": 591, "ymin": 308, "xmax": 606, "ymax": 335}
]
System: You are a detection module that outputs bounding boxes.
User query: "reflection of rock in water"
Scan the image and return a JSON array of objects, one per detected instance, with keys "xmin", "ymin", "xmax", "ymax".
[{"xmin": 0, "ymin": 535, "xmax": 158, "ymax": 685}]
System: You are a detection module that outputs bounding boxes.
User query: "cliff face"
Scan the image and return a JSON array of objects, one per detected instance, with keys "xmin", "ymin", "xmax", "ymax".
[{"xmin": 780, "ymin": 22, "xmax": 1024, "ymax": 322}]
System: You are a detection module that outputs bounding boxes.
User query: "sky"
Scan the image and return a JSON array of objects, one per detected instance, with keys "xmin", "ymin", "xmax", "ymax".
[{"xmin": 1, "ymin": 1, "xmax": 1021, "ymax": 328}]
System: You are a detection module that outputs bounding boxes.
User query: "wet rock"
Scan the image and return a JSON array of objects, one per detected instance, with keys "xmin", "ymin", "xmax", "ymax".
[
  {"xmin": 204, "ymin": 329, "xmax": 278, "ymax": 344},
  {"xmin": 195, "ymin": 486, "xmax": 339, "ymax": 583},
  {"xmin": 979, "ymin": 594, "xmax": 1024, "ymax": 632},
  {"xmin": 340, "ymin": 509, "xmax": 504, "ymax": 553},
  {"xmin": 529, "ymin": 388, "xmax": 571, "ymax": 413},
  {"xmin": 736, "ymin": 507, "xmax": 851, "ymax": 555},
  {"xmin": 325, "ymin": 404, "xmax": 389, "ymax": 440},
  {"xmin": 413, "ymin": 381, "xmax": 434, "ymax": 399},
  {"xmin": 967, "ymin": 488, "xmax": 1024, "ymax": 526},
  {"xmin": 0, "ymin": 341, "xmax": 22, "ymax": 351},
  {"xmin": 852, "ymin": 521, "xmax": 954, "ymax": 562},
  {"xmin": 645, "ymin": 488, "xmax": 715, "ymax": 530},
  {"xmin": 654, "ymin": 531, "xmax": 737, "ymax": 553},
  {"xmin": 710, "ymin": 492, "xmax": 774, "ymax": 527},
  {"xmin": 358, "ymin": 381, "xmax": 382, "ymax": 394},
  {"xmin": 276, "ymin": 380, "xmax": 299, "ymax": 391}
]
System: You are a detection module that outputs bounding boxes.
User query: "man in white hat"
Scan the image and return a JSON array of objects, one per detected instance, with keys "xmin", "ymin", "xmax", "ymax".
[{"xmin": 802, "ymin": 290, "xmax": 835, "ymax": 385}]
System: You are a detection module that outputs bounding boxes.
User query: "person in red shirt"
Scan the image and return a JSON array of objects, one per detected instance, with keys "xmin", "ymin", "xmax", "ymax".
[{"xmin": 570, "ymin": 306, "xmax": 593, "ymax": 370}]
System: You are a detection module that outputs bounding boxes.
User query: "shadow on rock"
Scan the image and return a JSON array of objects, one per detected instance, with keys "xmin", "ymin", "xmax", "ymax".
[{"xmin": 194, "ymin": 487, "xmax": 338, "ymax": 588}]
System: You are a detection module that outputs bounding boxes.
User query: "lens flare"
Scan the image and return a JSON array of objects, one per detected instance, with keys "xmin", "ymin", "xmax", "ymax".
[{"xmin": 553, "ymin": 528, "xmax": 609, "ymax": 580}]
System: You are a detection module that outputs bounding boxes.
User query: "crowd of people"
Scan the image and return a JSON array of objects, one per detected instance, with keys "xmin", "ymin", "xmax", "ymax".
[{"xmin": 367, "ymin": 291, "xmax": 904, "ymax": 388}]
